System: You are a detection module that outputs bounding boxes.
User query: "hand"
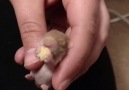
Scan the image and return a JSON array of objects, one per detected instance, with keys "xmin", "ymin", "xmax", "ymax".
[
  {"xmin": 11, "ymin": 0, "xmax": 110, "ymax": 90},
  {"xmin": 52, "ymin": 0, "xmax": 110, "ymax": 89},
  {"xmin": 10, "ymin": 0, "xmax": 59, "ymax": 69}
]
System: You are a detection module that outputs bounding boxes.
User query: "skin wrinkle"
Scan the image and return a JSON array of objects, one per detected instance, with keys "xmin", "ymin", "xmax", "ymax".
[
  {"xmin": 10, "ymin": 0, "xmax": 47, "ymax": 30},
  {"xmin": 20, "ymin": 22, "xmax": 44, "ymax": 38},
  {"xmin": 20, "ymin": 22, "xmax": 45, "ymax": 50}
]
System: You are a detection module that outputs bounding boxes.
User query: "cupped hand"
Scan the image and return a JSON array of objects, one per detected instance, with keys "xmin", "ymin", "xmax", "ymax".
[{"xmin": 11, "ymin": 0, "xmax": 110, "ymax": 90}]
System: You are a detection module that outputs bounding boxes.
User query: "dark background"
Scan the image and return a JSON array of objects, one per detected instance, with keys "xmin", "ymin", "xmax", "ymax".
[{"xmin": 0, "ymin": 1, "xmax": 116, "ymax": 90}]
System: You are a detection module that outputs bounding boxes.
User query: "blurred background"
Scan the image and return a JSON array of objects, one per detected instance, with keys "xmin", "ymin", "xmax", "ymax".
[{"xmin": 106, "ymin": 0, "xmax": 129, "ymax": 90}]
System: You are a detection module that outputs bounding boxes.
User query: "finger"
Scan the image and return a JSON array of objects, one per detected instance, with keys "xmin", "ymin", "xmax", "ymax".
[
  {"xmin": 24, "ymin": 48, "xmax": 44, "ymax": 70},
  {"xmin": 10, "ymin": 0, "xmax": 47, "ymax": 70},
  {"xmin": 52, "ymin": 0, "xmax": 100, "ymax": 89},
  {"xmin": 61, "ymin": 0, "xmax": 110, "ymax": 86},
  {"xmin": 74, "ymin": 0, "xmax": 110, "ymax": 79},
  {"xmin": 10, "ymin": 0, "xmax": 47, "ymax": 49},
  {"xmin": 15, "ymin": 47, "xmax": 24, "ymax": 65},
  {"xmin": 84, "ymin": 0, "xmax": 110, "ymax": 70},
  {"xmin": 15, "ymin": 47, "xmax": 44, "ymax": 70}
]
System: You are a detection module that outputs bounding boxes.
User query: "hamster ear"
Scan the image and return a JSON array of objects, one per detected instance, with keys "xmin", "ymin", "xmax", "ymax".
[
  {"xmin": 43, "ymin": 36, "xmax": 57, "ymax": 47},
  {"xmin": 68, "ymin": 41, "xmax": 73, "ymax": 49}
]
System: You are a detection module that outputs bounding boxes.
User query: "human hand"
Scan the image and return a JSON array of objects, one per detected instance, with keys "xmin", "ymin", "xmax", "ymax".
[
  {"xmin": 10, "ymin": 0, "xmax": 59, "ymax": 69},
  {"xmin": 11, "ymin": 0, "xmax": 110, "ymax": 90},
  {"xmin": 51, "ymin": 0, "xmax": 110, "ymax": 89}
]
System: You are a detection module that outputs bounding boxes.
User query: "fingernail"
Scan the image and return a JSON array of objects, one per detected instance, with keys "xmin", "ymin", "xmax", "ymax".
[{"xmin": 58, "ymin": 79, "xmax": 71, "ymax": 90}]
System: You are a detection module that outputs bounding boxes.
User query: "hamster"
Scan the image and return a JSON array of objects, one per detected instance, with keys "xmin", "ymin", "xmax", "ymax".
[{"xmin": 25, "ymin": 30, "xmax": 69, "ymax": 90}]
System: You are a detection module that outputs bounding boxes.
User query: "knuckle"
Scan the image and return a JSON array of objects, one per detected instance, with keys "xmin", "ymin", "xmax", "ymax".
[
  {"xmin": 20, "ymin": 22, "xmax": 43, "ymax": 39},
  {"xmin": 19, "ymin": 22, "xmax": 44, "ymax": 48},
  {"xmin": 20, "ymin": 22, "xmax": 41, "ymax": 34}
]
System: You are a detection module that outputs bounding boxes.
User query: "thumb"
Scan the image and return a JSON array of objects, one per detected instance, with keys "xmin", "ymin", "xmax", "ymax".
[{"xmin": 10, "ymin": 0, "xmax": 47, "ymax": 70}]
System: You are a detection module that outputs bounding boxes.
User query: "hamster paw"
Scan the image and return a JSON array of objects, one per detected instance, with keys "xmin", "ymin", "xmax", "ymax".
[
  {"xmin": 25, "ymin": 73, "xmax": 34, "ymax": 80},
  {"xmin": 41, "ymin": 84, "xmax": 49, "ymax": 90}
]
